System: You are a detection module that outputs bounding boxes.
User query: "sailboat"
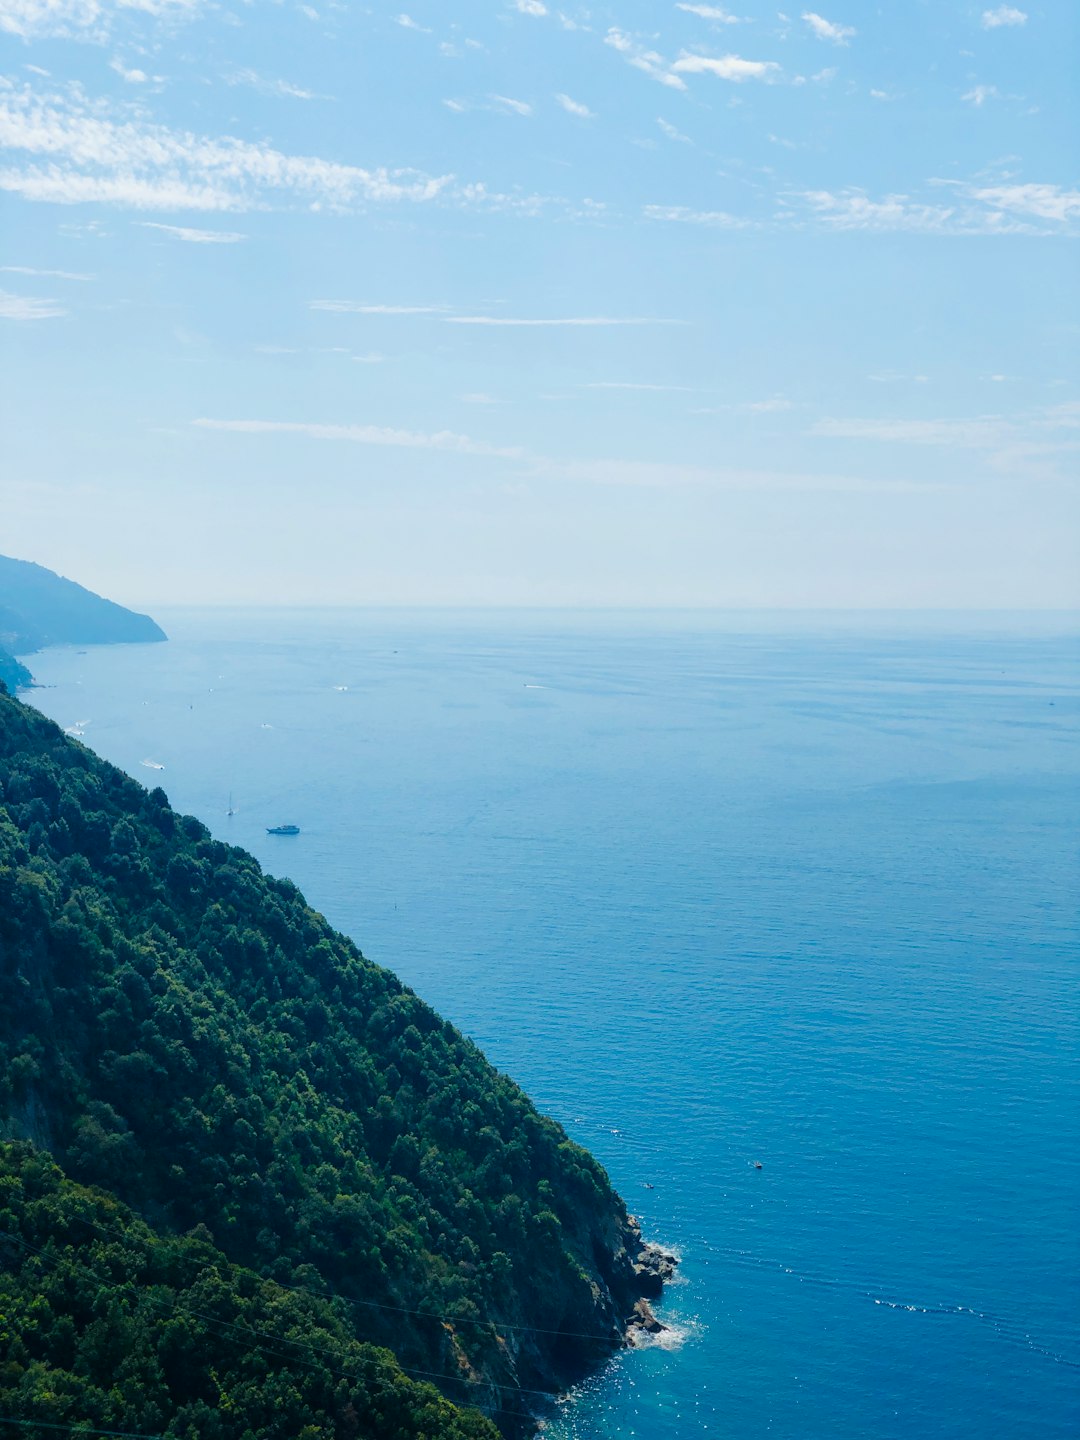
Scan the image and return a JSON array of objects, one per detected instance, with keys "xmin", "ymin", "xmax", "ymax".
[{"xmin": 227, "ymin": 793, "xmax": 237, "ymax": 817}]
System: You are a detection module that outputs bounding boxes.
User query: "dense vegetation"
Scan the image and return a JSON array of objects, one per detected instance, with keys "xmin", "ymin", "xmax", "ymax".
[
  {"xmin": 0, "ymin": 1142, "xmax": 497, "ymax": 1440},
  {"xmin": 0, "ymin": 688, "xmax": 651, "ymax": 1435},
  {"xmin": 0, "ymin": 553, "xmax": 166, "ymax": 656}
]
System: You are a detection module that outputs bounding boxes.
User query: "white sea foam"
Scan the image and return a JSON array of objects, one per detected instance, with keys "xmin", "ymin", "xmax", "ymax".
[{"xmin": 628, "ymin": 1315, "xmax": 697, "ymax": 1351}]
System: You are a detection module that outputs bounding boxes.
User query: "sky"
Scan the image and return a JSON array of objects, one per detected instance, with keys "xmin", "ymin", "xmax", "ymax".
[{"xmin": 0, "ymin": 0, "xmax": 1077, "ymax": 609}]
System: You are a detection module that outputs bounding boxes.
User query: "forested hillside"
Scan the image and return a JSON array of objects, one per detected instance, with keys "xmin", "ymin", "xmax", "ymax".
[
  {"xmin": 0, "ymin": 1143, "xmax": 497, "ymax": 1440},
  {"xmin": 0, "ymin": 687, "xmax": 662, "ymax": 1436}
]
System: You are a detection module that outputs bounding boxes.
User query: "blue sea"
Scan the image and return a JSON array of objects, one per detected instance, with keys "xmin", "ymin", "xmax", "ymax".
[{"xmin": 25, "ymin": 609, "xmax": 1080, "ymax": 1440}]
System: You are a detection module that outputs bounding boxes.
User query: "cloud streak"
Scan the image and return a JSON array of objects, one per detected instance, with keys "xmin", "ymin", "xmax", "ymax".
[
  {"xmin": 310, "ymin": 301, "xmax": 449, "ymax": 314},
  {"xmin": 194, "ymin": 415, "xmax": 925, "ymax": 493},
  {"xmin": 812, "ymin": 416, "xmax": 1010, "ymax": 447},
  {"xmin": 0, "ymin": 263, "xmax": 92, "ymax": 279},
  {"xmin": 802, "ymin": 12, "xmax": 855, "ymax": 45},
  {"xmin": 139, "ymin": 220, "xmax": 246, "ymax": 242},
  {"xmin": 191, "ymin": 418, "xmax": 523, "ymax": 458},
  {"xmin": 443, "ymin": 315, "xmax": 688, "ymax": 326},
  {"xmin": 0, "ymin": 287, "xmax": 66, "ymax": 318},
  {"xmin": 605, "ymin": 29, "xmax": 688, "ymax": 90},
  {"xmin": 645, "ymin": 203, "xmax": 750, "ymax": 228},
  {"xmin": 0, "ymin": 0, "xmax": 202, "ymax": 40},
  {"xmin": 555, "ymin": 93, "xmax": 593, "ymax": 118},
  {"xmin": 671, "ymin": 53, "xmax": 780, "ymax": 81},
  {"xmin": 0, "ymin": 79, "xmax": 453, "ymax": 213},
  {"xmin": 794, "ymin": 183, "xmax": 1080, "ymax": 235},
  {"xmin": 676, "ymin": 4, "xmax": 740, "ymax": 22}
]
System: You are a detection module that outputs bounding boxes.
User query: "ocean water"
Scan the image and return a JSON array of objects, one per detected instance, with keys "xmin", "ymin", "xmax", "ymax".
[{"xmin": 24, "ymin": 609, "xmax": 1080, "ymax": 1440}]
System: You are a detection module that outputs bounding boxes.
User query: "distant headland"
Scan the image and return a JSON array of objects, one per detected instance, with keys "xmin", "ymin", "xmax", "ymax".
[{"xmin": 0, "ymin": 552, "xmax": 166, "ymax": 689}]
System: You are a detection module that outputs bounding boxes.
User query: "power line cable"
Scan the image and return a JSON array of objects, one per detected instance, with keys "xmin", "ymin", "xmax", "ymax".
[
  {"xmin": 0, "ymin": 1419, "xmax": 164, "ymax": 1439},
  {"xmin": 1, "ymin": 1225, "xmax": 561, "ymax": 1425},
  {"xmin": 66, "ymin": 1210, "xmax": 637, "ymax": 1346}
]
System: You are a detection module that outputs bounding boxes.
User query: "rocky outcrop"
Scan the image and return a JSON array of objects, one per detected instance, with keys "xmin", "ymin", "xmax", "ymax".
[
  {"xmin": 630, "ymin": 1229, "xmax": 679, "ymax": 1300},
  {"xmin": 626, "ymin": 1298, "xmax": 665, "ymax": 1343}
]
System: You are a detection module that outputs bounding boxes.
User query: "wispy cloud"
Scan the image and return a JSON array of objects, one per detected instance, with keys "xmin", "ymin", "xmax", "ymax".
[
  {"xmin": 981, "ymin": 6, "xmax": 1027, "ymax": 28},
  {"xmin": 192, "ymin": 417, "xmax": 523, "ymax": 458},
  {"xmin": 672, "ymin": 53, "xmax": 780, "ymax": 81},
  {"xmin": 793, "ymin": 182, "xmax": 1080, "ymax": 235},
  {"xmin": 0, "ymin": 80, "xmax": 453, "ymax": 213},
  {"xmin": 534, "ymin": 455, "xmax": 926, "ymax": 492},
  {"xmin": 195, "ymin": 410, "xmax": 948, "ymax": 493},
  {"xmin": 806, "ymin": 412, "xmax": 1080, "ymax": 485},
  {"xmin": 0, "ymin": 0, "xmax": 202, "ymax": 40},
  {"xmin": 109, "ymin": 58, "xmax": 152, "ymax": 84},
  {"xmin": 812, "ymin": 415, "xmax": 1009, "ymax": 447},
  {"xmin": 444, "ymin": 315, "xmax": 688, "ymax": 326},
  {"xmin": 310, "ymin": 301, "xmax": 449, "ymax": 314},
  {"xmin": 964, "ymin": 182, "xmax": 1080, "ymax": 223},
  {"xmin": 587, "ymin": 381, "xmax": 695, "ymax": 392},
  {"xmin": 139, "ymin": 220, "xmax": 246, "ymax": 242},
  {"xmin": 657, "ymin": 117, "xmax": 691, "ymax": 143},
  {"xmin": 555, "ymin": 93, "xmax": 593, "ymax": 118},
  {"xmin": 644, "ymin": 203, "xmax": 750, "ymax": 227},
  {"xmin": 395, "ymin": 12, "xmax": 430, "ymax": 31},
  {"xmin": 802, "ymin": 12, "xmax": 855, "ymax": 44},
  {"xmin": 225, "ymin": 69, "xmax": 318, "ymax": 101},
  {"xmin": 798, "ymin": 189, "xmax": 964, "ymax": 232},
  {"xmin": 605, "ymin": 29, "xmax": 687, "ymax": 90},
  {"xmin": 962, "ymin": 84, "xmax": 999, "ymax": 106},
  {"xmin": 676, "ymin": 4, "xmax": 741, "ymax": 22},
  {"xmin": 0, "ymin": 263, "xmax": 92, "ymax": 279},
  {"xmin": 512, "ymin": 0, "xmax": 548, "ymax": 14},
  {"xmin": 0, "ymin": 287, "xmax": 66, "ymax": 318},
  {"xmin": 490, "ymin": 94, "xmax": 533, "ymax": 116},
  {"xmin": 310, "ymin": 305, "xmax": 683, "ymax": 327}
]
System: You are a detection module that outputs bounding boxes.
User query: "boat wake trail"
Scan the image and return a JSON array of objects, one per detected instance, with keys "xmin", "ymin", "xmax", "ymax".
[{"xmin": 698, "ymin": 1240, "xmax": 1080, "ymax": 1372}]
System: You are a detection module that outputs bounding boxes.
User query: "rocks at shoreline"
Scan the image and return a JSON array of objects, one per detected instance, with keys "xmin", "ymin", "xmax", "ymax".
[
  {"xmin": 631, "ymin": 1235, "xmax": 679, "ymax": 1300},
  {"xmin": 626, "ymin": 1298, "xmax": 665, "ymax": 1343}
]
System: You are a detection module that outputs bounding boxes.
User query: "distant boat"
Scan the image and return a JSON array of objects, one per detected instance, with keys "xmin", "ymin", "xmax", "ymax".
[
  {"xmin": 266, "ymin": 824, "xmax": 300, "ymax": 836},
  {"xmin": 227, "ymin": 792, "xmax": 236, "ymax": 817}
]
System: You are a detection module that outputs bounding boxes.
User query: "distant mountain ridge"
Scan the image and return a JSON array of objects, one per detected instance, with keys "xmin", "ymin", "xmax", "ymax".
[{"xmin": 0, "ymin": 553, "xmax": 165, "ymax": 689}]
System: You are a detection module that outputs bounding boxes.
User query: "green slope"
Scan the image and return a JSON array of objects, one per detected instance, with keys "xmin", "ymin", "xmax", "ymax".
[
  {"xmin": 0, "ymin": 1142, "xmax": 498, "ymax": 1440},
  {"xmin": 0, "ymin": 691, "xmax": 657, "ymax": 1435}
]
